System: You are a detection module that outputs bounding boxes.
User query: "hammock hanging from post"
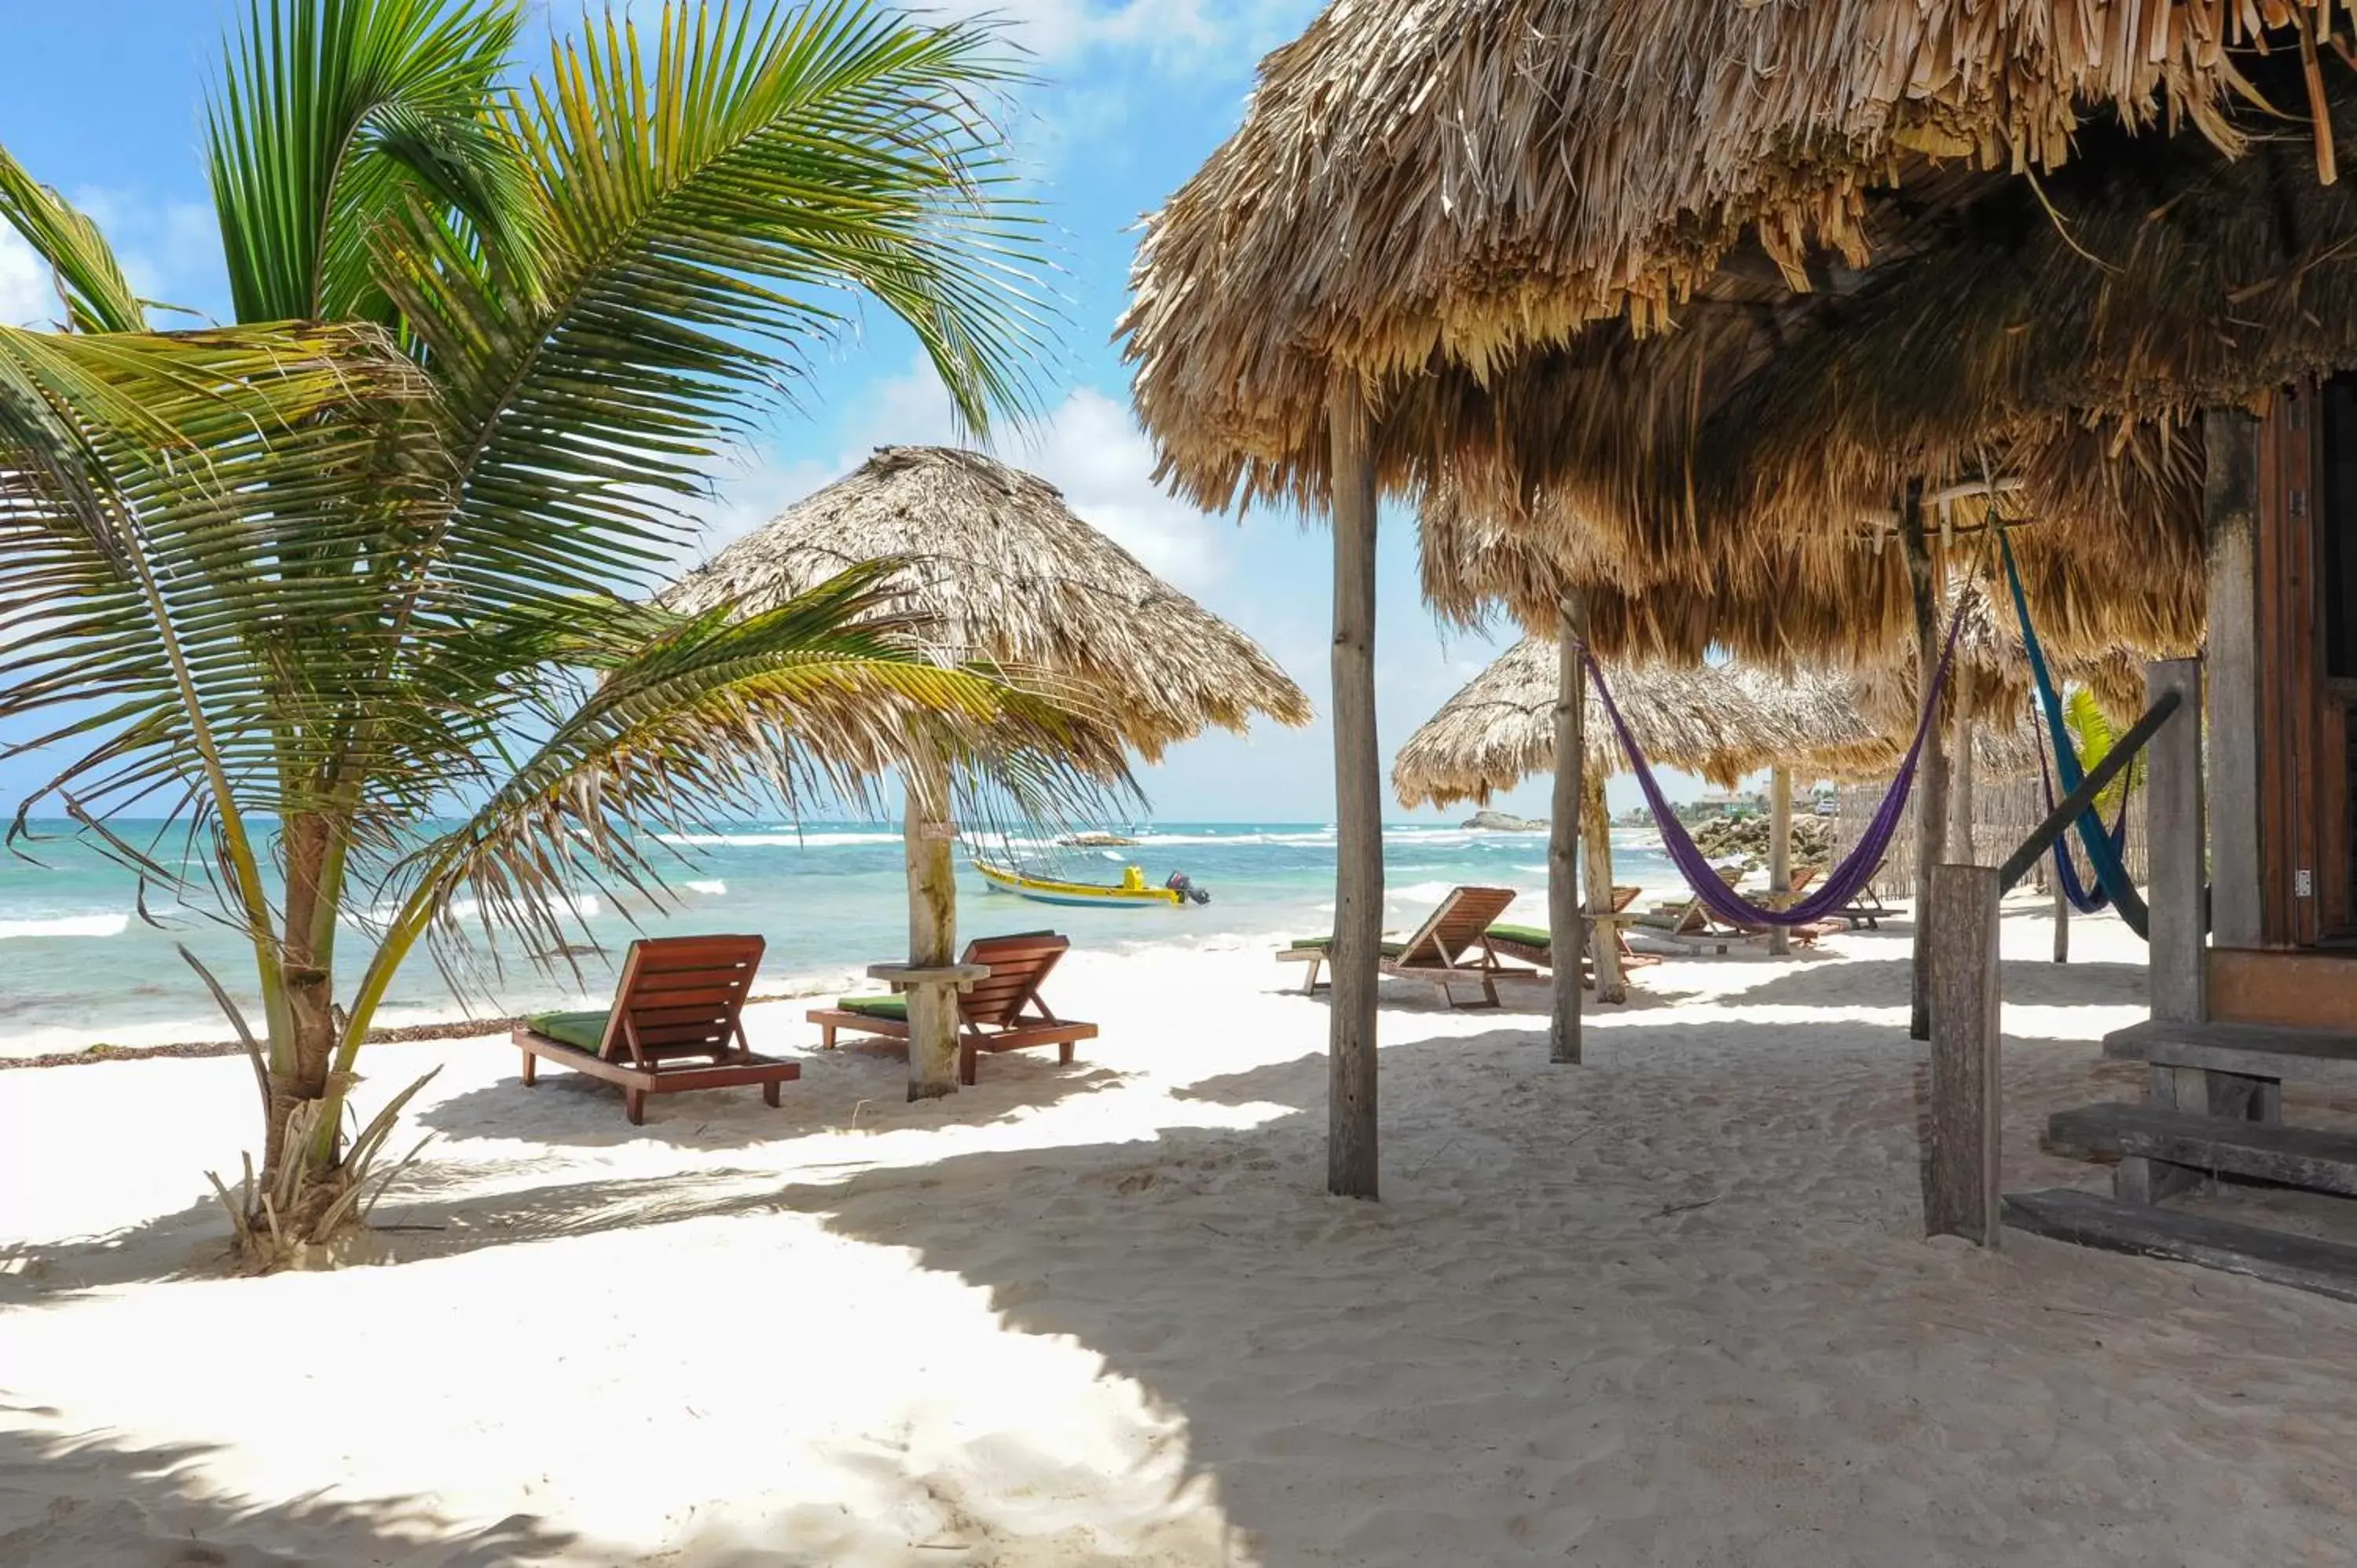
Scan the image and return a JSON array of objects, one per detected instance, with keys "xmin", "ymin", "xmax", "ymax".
[
  {"xmin": 1995, "ymin": 526, "xmax": 2150, "ymax": 938},
  {"xmin": 1584, "ymin": 606, "xmax": 1967, "ymax": 929},
  {"xmin": 2035, "ymin": 724, "xmax": 2132, "ymax": 916}
]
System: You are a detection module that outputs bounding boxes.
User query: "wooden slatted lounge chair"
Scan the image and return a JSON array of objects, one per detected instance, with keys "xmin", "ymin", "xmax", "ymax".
[
  {"xmin": 1279, "ymin": 885, "xmax": 1536, "ymax": 1008},
  {"xmin": 808, "ymin": 931, "xmax": 1098, "ymax": 1086},
  {"xmin": 514, "ymin": 933, "xmax": 796, "ymax": 1125},
  {"xmin": 1835, "ymin": 882, "xmax": 1890, "ymax": 929},
  {"xmin": 1483, "ymin": 886, "xmax": 1662, "ymax": 979}
]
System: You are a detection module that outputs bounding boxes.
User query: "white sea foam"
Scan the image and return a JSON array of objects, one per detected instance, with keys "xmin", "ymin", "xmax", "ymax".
[
  {"xmin": 0, "ymin": 913, "xmax": 129, "ymax": 940},
  {"xmin": 657, "ymin": 831, "xmax": 903, "ymax": 848},
  {"xmin": 683, "ymin": 879, "xmax": 727, "ymax": 896}
]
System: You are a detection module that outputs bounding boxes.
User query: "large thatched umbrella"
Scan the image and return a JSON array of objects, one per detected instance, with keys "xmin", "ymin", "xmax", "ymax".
[
  {"xmin": 669, "ymin": 445, "xmax": 1310, "ymax": 1097},
  {"xmin": 1395, "ymin": 643, "xmax": 1894, "ymax": 995},
  {"xmin": 1122, "ymin": 0, "xmax": 2338, "ymax": 1189}
]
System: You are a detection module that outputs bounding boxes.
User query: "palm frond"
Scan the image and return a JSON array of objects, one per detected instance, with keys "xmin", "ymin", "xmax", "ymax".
[
  {"xmin": 207, "ymin": 0, "xmax": 541, "ymax": 324},
  {"xmin": 365, "ymin": 563, "xmax": 1128, "ymax": 981},
  {"xmin": 376, "ymin": 0, "xmax": 1048, "ymax": 625},
  {"xmin": 0, "ymin": 144, "xmax": 147, "ymax": 333}
]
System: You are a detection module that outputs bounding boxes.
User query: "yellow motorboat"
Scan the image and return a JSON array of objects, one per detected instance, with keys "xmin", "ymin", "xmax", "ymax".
[{"xmin": 973, "ymin": 859, "xmax": 1189, "ymax": 908}]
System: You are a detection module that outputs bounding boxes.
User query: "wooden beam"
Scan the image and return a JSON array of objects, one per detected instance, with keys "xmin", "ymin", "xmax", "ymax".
[
  {"xmin": 1550, "ymin": 597, "xmax": 1588, "ymax": 1060},
  {"xmin": 1925, "ymin": 862, "xmax": 2003, "ymax": 1247},
  {"xmin": 2052, "ymin": 875, "xmax": 2069, "ymax": 964},
  {"xmin": 2146, "ymin": 658, "xmax": 2207, "ymax": 1026},
  {"xmin": 1582, "ymin": 765, "xmax": 1626, "ymax": 1003},
  {"xmin": 1327, "ymin": 374, "xmax": 1381, "ymax": 1198},
  {"xmin": 1767, "ymin": 766, "xmax": 1792, "ymax": 958},
  {"xmin": 2205, "ymin": 408, "xmax": 2264, "ymax": 947},
  {"xmin": 1899, "ymin": 482, "xmax": 1950, "ymax": 1041},
  {"xmin": 902, "ymin": 742, "xmax": 959, "ymax": 1101}
]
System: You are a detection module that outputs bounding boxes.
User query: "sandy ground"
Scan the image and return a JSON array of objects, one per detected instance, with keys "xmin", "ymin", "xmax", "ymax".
[{"xmin": 5, "ymin": 900, "xmax": 2357, "ymax": 1566}]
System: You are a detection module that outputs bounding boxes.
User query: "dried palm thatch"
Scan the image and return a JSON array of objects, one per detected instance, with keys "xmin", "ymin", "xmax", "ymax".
[
  {"xmin": 1124, "ymin": 0, "xmax": 2350, "ymax": 522},
  {"xmin": 1415, "ymin": 61, "xmax": 2357, "ymax": 607},
  {"xmin": 1419, "ymin": 474, "xmax": 2197, "ymax": 702},
  {"xmin": 667, "ymin": 446, "xmax": 1312, "ymax": 758},
  {"xmin": 1393, "ymin": 641, "xmax": 1897, "ymax": 808}
]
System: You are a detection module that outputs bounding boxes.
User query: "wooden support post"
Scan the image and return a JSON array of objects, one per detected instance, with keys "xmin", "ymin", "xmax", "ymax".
[
  {"xmin": 1948, "ymin": 711, "xmax": 1977, "ymax": 866},
  {"xmin": 2146, "ymin": 658, "xmax": 2206, "ymax": 1027},
  {"xmin": 1327, "ymin": 374, "xmax": 1381, "ymax": 1198},
  {"xmin": 1767, "ymin": 766, "xmax": 1793, "ymax": 957},
  {"xmin": 2052, "ymin": 875, "xmax": 2070, "ymax": 964},
  {"xmin": 2205, "ymin": 408, "xmax": 2264, "ymax": 948},
  {"xmin": 1925, "ymin": 863, "xmax": 2003, "ymax": 1247},
  {"xmin": 902, "ymin": 743, "xmax": 959, "ymax": 1101},
  {"xmin": 1582, "ymin": 765, "xmax": 1626, "ymax": 1003},
  {"xmin": 1550, "ymin": 597, "xmax": 1589, "ymax": 1059},
  {"xmin": 1900, "ymin": 484, "xmax": 1950, "ymax": 1041}
]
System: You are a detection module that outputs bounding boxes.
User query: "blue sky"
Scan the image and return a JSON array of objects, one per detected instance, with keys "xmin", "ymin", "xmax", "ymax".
[{"xmin": 0, "ymin": 0, "xmax": 1683, "ymax": 822}]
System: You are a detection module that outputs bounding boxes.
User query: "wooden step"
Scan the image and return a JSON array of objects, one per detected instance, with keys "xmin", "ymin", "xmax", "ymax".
[
  {"xmin": 2047, "ymin": 1101, "xmax": 2357, "ymax": 1196},
  {"xmin": 2102, "ymin": 1017, "xmax": 2357, "ymax": 1086},
  {"xmin": 2003, "ymin": 1188, "xmax": 2357, "ymax": 1303}
]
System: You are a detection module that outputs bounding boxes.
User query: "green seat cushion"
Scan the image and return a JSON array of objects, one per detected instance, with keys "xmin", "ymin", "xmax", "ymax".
[
  {"xmin": 1484, "ymin": 923, "xmax": 1551, "ymax": 947},
  {"xmin": 837, "ymin": 994, "xmax": 907, "ymax": 1021},
  {"xmin": 526, "ymin": 1008, "xmax": 610, "ymax": 1053},
  {"xmin": 1287, "ymin": 936, "xmax": 1407, "ymax": 958}
]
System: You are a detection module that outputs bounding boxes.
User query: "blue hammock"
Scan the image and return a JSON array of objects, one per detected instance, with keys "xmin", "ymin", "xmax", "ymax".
[
  {"xmin": 2036, "ymin": 725, "xmax": 2132, "ymax": 915},
  {"xmin": 1996, "ymin": 527, "xmax": 2150, "ymax": 939}
]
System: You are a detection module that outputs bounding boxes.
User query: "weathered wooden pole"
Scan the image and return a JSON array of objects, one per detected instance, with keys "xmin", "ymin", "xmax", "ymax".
[
  {"xmin": 902, "ymin": 740, "xmax": 960, "ymax": 1100},
  {"xmin": 1899, "ymin": 483, "xmax": 1951, "ymax": 1041},
  {"xmin": 2146, "ymin": 658, "xmax": 2207, "ymax": 1028},
  {"xmin": 1766, "ymin": 765, "xmax": 1793, "ymax": 958},
  {"xmin": 1550, "ymin": 595, "xmax": 1589, "ymax": 1061},
  {"xmin": 2051, "ymin": 874, "xmax": 2070, "ymax": 963},
  {"xmin": 1581, "ymin": 766, "xmax": 1626, "ymax": 1003},
  {"xmin": 2204, "ymin": 408, "xmax": 2264, "ymax": 948},
  {"xmin": 1925, "ymin": 862, "xmax": 2003, "ymax": 1247},
  {"xmin": 1948, "ymin": 712, "xmax": 1977, "ymax": 865},
  {"xmin": 1326, "ymin": 373, "xmax": 1381, "ymax": 1198}
]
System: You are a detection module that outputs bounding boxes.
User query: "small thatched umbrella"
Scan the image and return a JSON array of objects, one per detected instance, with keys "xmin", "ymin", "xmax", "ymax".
[
  {"xmin": 1395, "ymin": 641, "xmax": 1893, "ymax": 997},
  {"xmin": 669, "ymin": 445, "xmax": 1310, "ymax": 1097}
]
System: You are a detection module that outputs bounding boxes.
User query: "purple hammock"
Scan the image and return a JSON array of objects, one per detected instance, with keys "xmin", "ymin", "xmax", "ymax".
[{"xmin": 1585, "ymin": 609, "xmax": 1966, "ymax": 929}]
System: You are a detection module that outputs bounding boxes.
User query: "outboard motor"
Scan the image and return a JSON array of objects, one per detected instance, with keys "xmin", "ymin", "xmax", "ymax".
[{"xmin": 1165, "ymin": 870, "xmax": 1211, "ymax": 906}]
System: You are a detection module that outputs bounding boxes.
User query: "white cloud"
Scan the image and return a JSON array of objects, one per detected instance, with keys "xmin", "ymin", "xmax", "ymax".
[{"xmin": 0, "ymin": 228, "xmax": 55, "ymax": 329}]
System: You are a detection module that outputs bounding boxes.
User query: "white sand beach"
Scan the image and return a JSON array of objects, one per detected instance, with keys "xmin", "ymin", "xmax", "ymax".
[{"xmin": 5, "ymin": 903, "xmax": 2357, "ymax": 1566}]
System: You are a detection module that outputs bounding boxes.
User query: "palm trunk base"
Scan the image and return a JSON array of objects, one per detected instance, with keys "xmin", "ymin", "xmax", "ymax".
[{"xmin": 214, "ymin": 1068, "xmax": 439, "ymax": 1273}]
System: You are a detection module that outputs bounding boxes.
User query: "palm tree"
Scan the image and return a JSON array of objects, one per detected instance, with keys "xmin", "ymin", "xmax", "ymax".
[{"xmin": 0, "ymin": 0, "xmax": 1107, "ymax": 1266}]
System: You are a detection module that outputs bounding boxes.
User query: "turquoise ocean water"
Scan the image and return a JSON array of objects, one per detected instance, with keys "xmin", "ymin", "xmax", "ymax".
[{"xmin": 0, "ymin": 820, "xmax": 1673, "ymax": 1055}]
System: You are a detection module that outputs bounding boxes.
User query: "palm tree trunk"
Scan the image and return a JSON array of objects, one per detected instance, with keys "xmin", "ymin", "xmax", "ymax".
[
  {"xmin": 1326, "ymin": 373, "xmax": 1380, "ymax": 1199},
  {"xmin": 903, "ymin": 742, "xmax": 960, "ymax": 1101},
  {"xmin": 1901, "ymin": 484, "xmax": 1950, "ymax": 1042},
  {"xmin": 1582, "ymin": 764, "xmax": 1624, "ymax": 1004},
  {"xmin": 266, "ymin": 811, "xmax": 342, "ymax": 1187}
]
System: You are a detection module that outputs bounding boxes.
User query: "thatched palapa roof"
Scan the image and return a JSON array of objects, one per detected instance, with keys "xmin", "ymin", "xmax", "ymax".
[
  {"xmin": 1123, "ymin": 0, "xmax": 2348, "ymax": 515},
  {"xmin": 669, "ymin": 446, "xmax": 1311, "ymax": 759},
  {"xmin": 1123, "ymin": 0, "xmax": 2348, "ymax": 677},
  {"xmin": 1392, "ymin": 642, "xmax": 1897, "ymax": 808}
]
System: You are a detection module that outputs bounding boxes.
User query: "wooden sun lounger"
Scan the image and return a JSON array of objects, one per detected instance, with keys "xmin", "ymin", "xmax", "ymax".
[
  {"xmin": 1279, "ymin": 885, "xmax": 1536, "ymax": 1009},
  {"xmin": 513, "ymin": 934, "xmax": 797, "ymax": 1125},
  {"xmin": 808, "ymin": 932, "xmax": 1098, "ymax": 1086},
  {"xmin": 1483, "ymin": 886, "xmax": 1663, "ymax": 980}
]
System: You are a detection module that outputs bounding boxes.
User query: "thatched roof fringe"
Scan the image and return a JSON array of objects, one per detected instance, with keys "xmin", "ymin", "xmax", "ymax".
[{"xmin": 667, "ymin": 446, "xmax": 1312, "ymax": 761}]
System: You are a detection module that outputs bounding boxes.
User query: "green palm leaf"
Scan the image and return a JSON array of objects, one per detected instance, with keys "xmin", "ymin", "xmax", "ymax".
[
  {"xmin": 0, "ymin": 145, "xmax": 147, "ymax": 333},
  {"xmin": 207, "ymin": 0, "xmax": 542, "ymax": 324}
]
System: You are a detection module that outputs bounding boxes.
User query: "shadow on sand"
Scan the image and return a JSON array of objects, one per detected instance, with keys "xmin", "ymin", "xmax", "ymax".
[{"xmin": 0, "ymin": 1406, "xmax": 580, "ymax": 1566}]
